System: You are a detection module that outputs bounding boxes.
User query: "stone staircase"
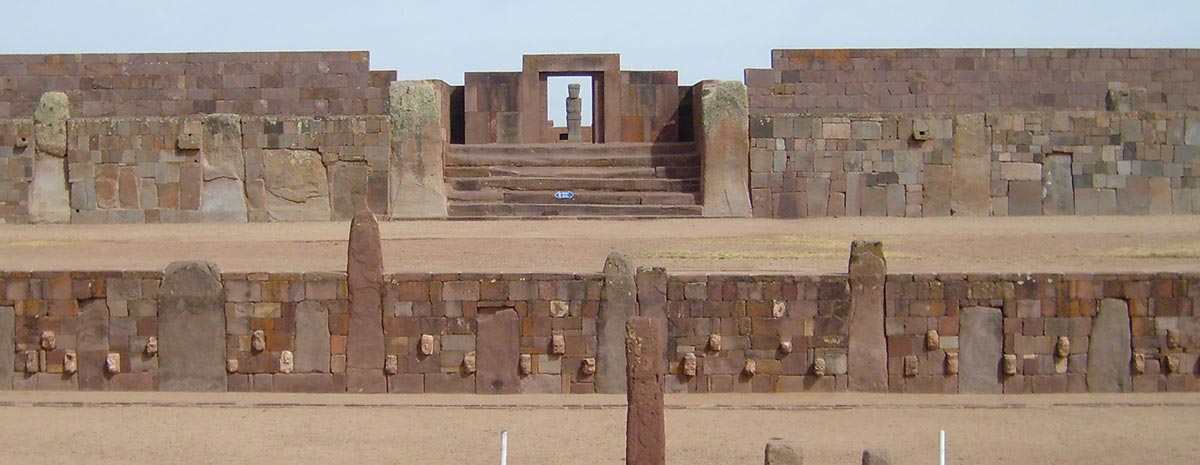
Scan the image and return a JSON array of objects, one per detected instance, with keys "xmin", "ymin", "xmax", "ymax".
[{"xmin": 445, "ymin": 142, "xmax": 703, "ymax": 218}]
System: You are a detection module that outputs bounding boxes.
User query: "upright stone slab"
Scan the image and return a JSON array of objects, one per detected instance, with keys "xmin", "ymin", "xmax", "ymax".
[
  {"xmin": 951, "ymin": 113, "xmax": 990, "ymax": 216},
  {"xmin": 0, "ymin": 306, "xmax": 12, "ymax": 390},
  {"xmin": 388, "ymin": 80, "xmax": 449, "ymax": 218},
  {"xmin": 346, "ymin": 211, "xmax": 386, "ymax": 392},
  {"xmin": 295, "ymin": 301, "xmax": 331, "ymax": 373},
  {"xmin": 626, "ymin": 316, "xmax": 666, "ymax": 465},
  {"xmin": 635, "ymin": 267, "xmax": 668, "ymax": 320},
  {"xmin": 28, "ymin": 92, "xmax": 71, "ymax": 223},
  {"xmin": 1042, "ymin": 154, "xmax": 1074, "ymax": 215},
  {"xmin": 158, "ymin": 261, "xmax": 227, "ymax": 392},
  {"xmin": 77, "ymin": 299, "xmax": 111, "ymax": 391},
  {"xmin": 476, "ymin": 308, "xmax": 520, "ymax": 394},
  {"xmin": 199, "ymin": 114, "xmax": 248, "ymax": 222},
  {"xmin": 848, "ymin": 241, "xmax": 888, "ymax": 392},
  {"xmin": 958, "ymin": 307, "xmax": 1003, "ymax": 394},
  {"xmin": 1088, "ymin": 298, "xmax": 1132, "ymax": 393},
  {"xmin": 694, "ymin": 80, "xmax": 752, "ymax": 218},
  {"xmin": 764, "ymin": 439, "xmax": 803, "ymax": 465},
  {"xmin": 261, "ymin": 149, "xmax": 331, "ymax": 221},
  {"xmin": 598, "ymin": 252, "xmax": 638, "ymax": 393}
]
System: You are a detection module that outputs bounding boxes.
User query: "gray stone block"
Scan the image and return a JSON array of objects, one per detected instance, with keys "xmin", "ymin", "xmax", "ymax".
[
  {"xmin": 848, "ymin": 241, "xmax": 887, "ymax": 392},
  {"xmin": 158, "ymin": 261, "xmax": 227, "ymax": 392},
  {"xmin": 959, "ymin": 307, "xmax": 1003, "ymax": 394},
  {"xmin": 0, "ymin": 306, "xmax": 12, "ymax": 390},
  {"xmin": 597, "ymin": 252, "xmax": 637, "ymax": 393},
  {"xmin": 1042, "ymin": 155, "xmax": 1074, "ymax": 215},
  {"xmin": 765, "ymin": 439, "xmax": 803, "ymax": 465},
  {"xmin": 1008, "ymin": 180, "xmax": 1043, "ymax": 216},
  {"xmin": 295, "ymin": 301, "xmax": 330, "ymax": 373},
  {"xmin": 1087, "ymin": 299, "xmax": 1131, "ymax": 393},
  {"xmin": 951, "ymin": 114, "xmax": 990, "ymax": 215},
  {"xmin": 476, "ymin": 308, "xmax": 519, "ymax": 394}
]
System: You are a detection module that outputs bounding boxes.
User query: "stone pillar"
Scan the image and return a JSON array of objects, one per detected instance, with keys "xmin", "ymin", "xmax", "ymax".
[
  {"xmin": 693, "ymin": 80, "xmax": 752, "ymax": 218},
  {"xmin": 626, "ymin": 316, "xmax": 666, "ymax": 465},
  {"xmin": 958, "ymin": 306, "xmax": 1003, "ymax": 394},
  {"xmin": 199, "ymin": 114, "xmax": 249, "ymax": 222},
  {"xmin": 388, "ymin": 80, "xmax": 449, "ymax": 219},
  {"xmin": 294, "ymin": 301, "xmax": 331, "ymax": 373},
  {"xmin": 764, "ymin": 439, "xmax": 803, "ymax": 465},
  {"xmin": 1087, "ymin": 298, "xmax": 1132, "ymax": 393},
  {"xmin": 346, "ymin": 210, "xmax": 386, "ymax": 392},
  {"xmin": 950, "ymin": 113, "xmax": 989, "ymax": 216},
  {"xmin": 158, "ymin": 261, "xmax": 227, "ymax": 392},
  {"xmin": 476, "ymin": 308, "xmax": 520, "ymax": 394},
  {"xmin": 597, "ymin": 252, "xmax": 638, "ymax": 393},
  {"xmin": 1042, "ymin": 154, "xmax": 1075, "ymax": 215},
  {"xmin": 0, "ymin": 306, "xmax": 12, "ymax": 390},
  {"xmin": 566, "ymin": 83, "xmax": 583, "ymax": 142},
  {"xmin": 77, "ymin": 299, "xmax": 111, "ymax": 391},
  {"xmin": 635, "ymin": 267, "xmax": 668, "ymax": 320},
  {"xmin": 28, "ymin": 92, "xmax": 71, "ymax": 223},
  {"xmin": 848, "ymin": 241, "xmax": 888, "ymax": 392}
]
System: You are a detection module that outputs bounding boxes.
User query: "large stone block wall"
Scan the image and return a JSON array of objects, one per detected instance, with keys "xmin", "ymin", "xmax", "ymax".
[
  {"xmin": 747, "ymin": 49, "xmax": 1200, "ymax": 115},
  {"xmin": 749, "ymin": 111, "xmax": 1200, "ymax": 218},
  {"xmin": 0, "ymin": 52, "xmax": 390, "ymax": 118},
  {"xmin": 3, "ymin": 267, "xmax": 1195, "ymax": 393},
  {"xmin": 0, "ymin": 120, "xmax": 33, "ymax": 223}
]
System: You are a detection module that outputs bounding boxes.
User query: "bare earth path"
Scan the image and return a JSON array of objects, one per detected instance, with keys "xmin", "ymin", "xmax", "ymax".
[
  {"xmin": 0, "ymin": 392, "xmax": 1196, "ymax": 465},
  {"xmin": 2, "ymin": 216, "xmax": 1200, "ymax": 274}
]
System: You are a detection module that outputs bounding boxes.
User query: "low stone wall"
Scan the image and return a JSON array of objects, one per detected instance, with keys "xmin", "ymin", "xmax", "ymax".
[{"xmin": 2, "ymin": 264, "xmax": 1195, "ymax": 393}]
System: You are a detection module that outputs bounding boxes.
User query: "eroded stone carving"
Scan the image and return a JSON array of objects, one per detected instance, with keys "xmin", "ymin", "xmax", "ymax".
[
  {"xmin": 566, "ymin": 83, "xmax": 582, "ymax": 142},
  {"xmin": 551, "ymin": 333, "xmax": 566, "ymax": 355},
  {"xmin": 945, "ymin": 352, "xmax": 959, "ymax": 374},
  {"xmin": 519, "ymin": 354, "xmax": 533, "ymax": 375},
  {"xmin": 1003, "ymin": 354, "xmax": 1018, "ymax": 376},
  {"xmin": 145, "ymin": 337, "xmax": 158, "ymax": 356},
  {"xmin": 903, "ymin": 355, "xmax": 919, "ymax": 377},
  {"xmin": 581, "ymin": 357, "xmax": 596, "ymax": 375},
  {"xmin": 772, "ymin": 300, "xmax": 786, "ymax": 318},
  {"xmin": 64, "ymin": 351, "xmax": 77, "ymax": 374},
  {"xmin": 778, "ymin": 339, "xmax": 793, "ymax": 355},
  {"xmin": 1165, "ymin": 354, "xmax": 1181, "ymax": 374},
  {"xmin": 1056, "ymin": 337, "xmax": 1071, "ymax": 358},
  {"xmin": 251, "ymin": 330, "xmax": 266, "ymax": 353},
  {"xmin": 925, "ymin": 330, "xmax": 939, "ymax": 350},
  {"xmin": 279, "ymin": 350, "xmax": 295, "ymax": 374},
  {"xmin": 743, "ymin": 359, "xmax": 757, "ymax": 376},
  {"xmin": 227, "ymin": 358, "xmax": 239, "ymax": 373},
  {"xmin": 707, "ymin": 334, "xmax": 722, "ymax": 352},
  {"xmin": 812, "ymin": 357, "xmax": 827, "ymax": 376},
  {"xmin": 681, "ymin": 353, "xmax": 697, "ymax": 377},
  {"xmin": 1132, "ymin": 353, "xmax": 1146, "ymax": 374},
  {"xmin": 24, "ymin": 351, "xmax": 39, "ymax": 373},
  {"xmin": 1166, "ymin": 329, "xmax": 1182, "ymax": 351},
  {"xmin": 463, "ymin": 351, "xmax": 477, "ymax": 374},
  {"xmin": 419, "ymin": 334, "xmax": 435, "ymax": 356},
  {"xmin": 105, "ymin": 353, "xmax": 121, "ymax": 374},
  {"xmin": 40, "ymin": 331, "xmax": 56, "ymax": 351},
  {"xmin": 550, "ymin": 300, "xmax": 570, "ymax": 318},
  {"xmin": 384, "ymin": 354, "xmax": 399, "ymax": 375}
]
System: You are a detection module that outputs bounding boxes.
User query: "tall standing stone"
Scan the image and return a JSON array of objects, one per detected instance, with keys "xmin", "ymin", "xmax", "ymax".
[
  {"xmin": 1042, "ymin": 154, "xmax": 1074, "ymax": 215},
  {"xmin": 476, "ymin": 308, "xmax": 520, "ymax": 394},
  {"xmin": 158, "ymin": 261, "xmax": 227, "ymax": 392},
  {"xmin": 566, "ymin": 83, "xmax": 583, "ymax": 142},
  {"xmin": 848, "ymin": 241, "xmax": 888, "ymax": 392},
  {"xmin": 626, "ymin": 316, "xmax": 666, "ymax": 465},
  {"xmin": 29, "ymin": 92, "xmax": 71, "ymax": 223},
  {"xmin": 951, "ymin": 113, "xmax": 989, "ymax": 216},
  {"xmin": 598, "ymin": 252, "xmax": 638, "ymax": 393},
  {"xmin": 958, "ymin": 306, "xmax": 1003, "ymax": 394},
  {"xmin": 635, "ymin": 267, "xmax": 668, "ymax": 320},
  {"xmin": 388, "ymin": 80, "xmax": 449, "ymax": 218},
  {"xmin": 199, "ymin": 114, "xmax": 249, "ymax": 222},
  {"xmin": 346, "ymin": 210, "xmax": 386, "ymax": 392},
  {"xmin": 1088, "ymin": 298, "xmax": 1132, "ymax": 393},
  {"xmin": 0, "ymin": 306, "xmax": 12, "ymax": 390},
  {"xmin": 694, "ymin": 80, "xmax": 752, "ymax": 218},
  {"xmin": 77, "ymin": 299, "xmax": 111, "ymax": 391},
  {"xmin": 294, "ymin": 301, "xmax": 331, "ymax": 373}
]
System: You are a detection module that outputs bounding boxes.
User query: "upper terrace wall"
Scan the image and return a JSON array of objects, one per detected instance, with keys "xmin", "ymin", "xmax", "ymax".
[
  {"xmin": 746, "ymin": 49, "xmax": 1200, "ymax": 115},
  {"xmin": 0, "ymin": 52, "xmax": 393, "ymax": 118}
]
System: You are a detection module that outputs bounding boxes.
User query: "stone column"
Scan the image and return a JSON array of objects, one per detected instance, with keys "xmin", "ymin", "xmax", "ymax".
[
  {"xmin": 476, "ymin": 308, "xmax": 520, "ymax": 394},
  {"xmin": 597, "ymin": 252, "xmax": 638, "ymax": 393},
  {"xmin": 693, "ymin": 80, "xmax": 752, "ymax": 218},
  {"xmin": 199, "ymin": 114, "xmax": 249, "ymax": 222},
  {"xmin": 958, "ymin": 306, "xmax": 1003, "ymax": 394},
  {"xmin": 566, "ymin": 83, "xmax": 583, "ymax": 142},
  {"xmin": 388, "ymin": 80, "xmax": 449, "ymax": 219},
  {"xmin": 848, "ymin": 241, "xmax": 888, "ymax": 392},
  {"xmin": 1087, "ymin": 298, "xmax": 1132, "ymax": 393},
  {"xmin": 158, "ymin": 261, "xmax": 227, "ymax": 392},
  {"xmin": 346, "ymin": 210, "xmax": 386, "ymax": 392},
  {"xmin": 626, "ymin": 316, "xmax": 666, "ymax": 465},
  {"xmin": 28, "ymin": 92, "xmax": 71, "ymax": 223},
  {"xmin": 0, "ymin": 306, "xmax": 12, "ymax": 390}
]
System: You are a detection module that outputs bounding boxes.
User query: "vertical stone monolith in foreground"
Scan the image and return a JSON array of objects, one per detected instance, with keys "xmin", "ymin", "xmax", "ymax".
[
  {"xmin": 764, "ymin": 439, "xmax": 803, "ymax": 465},
  {"xmin": 1087, "ymin": 298, "xmax": 1132, "ymax": 393},
  {"xmin": 388, "ymin": 80, "xmax": 449, "ymax": 218},
  {"xmin": 158, "ymin": 261, "xmax": 227, "ymax": 392},
  {"xmin": 29, "ymin": 92, "xmax": 71, "ymax": 223},
  {"xmin": 0, "ymin": 306, "xmax": 12, "ymax": 390},
  {"xmin": 597, "ymin": 252, "xmax": 638, "ymax": 393},
  {"xmin": 346, "ymin": 210, "xmax": 386, "ymax": 392},
  {"xmin": 958, "ymin": 306, "xmax": 1003, "ymax": 394},
  {"xmin": 626, "ymin": 316, "xmax": 666, "ymax": 465},
  {"xmin": 848, "ymin": 241, "xmax": 888, "ymax": 392},
  {"xmin": 476, "ymin": 308, "xmax": 520, "ymax": 394},
  {"xmin": 694, "ymin": 80, "xmax": 752, "ymax": 218}
]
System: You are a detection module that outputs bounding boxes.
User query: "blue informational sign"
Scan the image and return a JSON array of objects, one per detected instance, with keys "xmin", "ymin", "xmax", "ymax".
[{"xmin": 554, "ymin": 191, "xmax": 575, "ymax": 200}]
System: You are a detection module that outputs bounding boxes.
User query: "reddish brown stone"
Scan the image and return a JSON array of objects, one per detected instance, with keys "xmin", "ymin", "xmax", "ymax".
[
  {"xmin": 626, "ymin": 316, "xmax": 666, "ymax": 465},
  {"xmin": 848, "ymin": 241, "xmax": 888, "ymax": 392},
  {"xmin": 346, "ymin": 210, "xmax": 385, "ymax": 393},
  {"xmin": 476, "ymin": 308, "xmax": 519, "ymax": 394}
]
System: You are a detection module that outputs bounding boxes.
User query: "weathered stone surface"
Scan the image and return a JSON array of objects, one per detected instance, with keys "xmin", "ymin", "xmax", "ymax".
[
  {"xmin": 33, "ymin": 92, "xmax": 69, "ymax": 157},
  {"xmin": 327, "ymin": 162, "xmax": 369, "ymax": 221},
  {"xmin": 347, "ymin": 211, "xmax": 385, "ymax": 393},
  {"xmin": 262, "ymin": 149, "xmax": 331, "ymax": 221},
  {"xmin": 924, "ymin": 164, "xmax": 952, "ymax": 216},
  {"xmin": 295, "ymin": 301, "xmax": 330, "ymax": 373},
  {"xmin": 29, "ymin": 154, "xmax": 71, "ymax": 223},
  {"xmin": 848, "ymin": 241, "xmax": 887, "ymax": 392},
  {"xmin": 1087, "ymin": 298, "xmax": 1132, "ymax": 393},
  {"xmin": 764, "ymin": 439, "xmax": 803, "ymax": 465},
  {"xmin": 862, "ymin": 448, "xmax": 891, "ymax": 465},
  {"xmin": 200, "ymin": 114, "xmax": 248, "ymax": 222},
  {"xmin": 158, "ymin": 261, "xmax": 227, "ymax": 392},
  {"xmin": 77, "ymin": 298, "xmax": 111, "ymax": 391},
  {"xmin": 389, "ymin": 80, "xmax": 449, "ymax": 218},
  {"xmin": 635, "ymin": 267, "xmax": 668, "ymax": 320},
  {"xmin": 959, "ymin": 306, "xmax": 1003, "ymax": 394},
  {"xmin": 1042, "ymin": 154, "xmax": 1074, "ymax": 215},
  {"xmin": 598, "ymin": 252, "xmax": 637, "ymax": 393},
  {"xmin": 951, "ymin": 113, "xmax": 990, "ymax": 215},
  {"xmin": 476, "ymin": 308, "xmax": 519, "ymax": 394},
  {"xmin": 626, "ymin": 316, "xmax": 666, "ymax": 465},
  {"xmin": 0, "ymin": 306, "xmax": 12, "ymax": 390},
  {"xmin": 695, "ymin": 80, "xmax": 752, "ymax": 217}
]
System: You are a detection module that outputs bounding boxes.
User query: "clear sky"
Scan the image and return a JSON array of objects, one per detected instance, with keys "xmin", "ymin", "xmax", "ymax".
[{"xmin": 4, "ymin": 0, "xmax": 1197, "ymax": 123}]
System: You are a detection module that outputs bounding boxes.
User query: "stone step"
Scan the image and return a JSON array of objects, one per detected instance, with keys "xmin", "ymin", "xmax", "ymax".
[
  {"xmin": 448, "ymin": 177, "xmax": 700, "ymax": 193},
  {"xmin": 444, "ymin": 165, "xmax": 701, "ymax": 179},
  {"xmin": 448, "ymin": 202, "xmax": 703, "ymax": 218},
  {"xmin": 446, "ymin": 190, "xmax": 700, "ymax": 206},
  {"xmin": 446, "ymin": 142, "xmax": 699, "ymax": 168}
]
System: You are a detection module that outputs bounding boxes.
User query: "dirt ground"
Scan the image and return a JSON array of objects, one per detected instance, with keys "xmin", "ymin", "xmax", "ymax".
[
  {"xmin": 1, "ymin": 216, "xmax": 1199, "ymax": 274},
  {"xmin": 0, "ymin": 391, "xmax": 1196, "ymax": 465}
]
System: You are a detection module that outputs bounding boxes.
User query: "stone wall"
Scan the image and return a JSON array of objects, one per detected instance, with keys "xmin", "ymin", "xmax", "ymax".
[
  {"xmin": 0, "ymin": 52, "xmax": 391, "ymax": 118},
  {"xmin": 749, "ymin": 111, "xmax": 1200, "ymax": 218},
  {"xmin": 3, "ymin": 265, "xmax": 1196, "ymax": 393},
  {"xmin": 0, "ymin": 120, "xmax": 33, "ymax": 223},
  {"xmin": 747, "ymin": 49, "xmax": 1200, "ymax": 115}
]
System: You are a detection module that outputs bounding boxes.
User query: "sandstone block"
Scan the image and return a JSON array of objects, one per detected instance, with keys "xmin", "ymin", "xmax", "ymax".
[
  {"xmin": 476, "ymin": 308, "xmax": 519, "ymax": 394},
  {"xmin": 695, "ymin": 80, "xmax": 751, "ymax": 217},
  {"xmin": 848, "ymin": 241, "xmax": 887, "ymax": 392},
  {"xmin": 0, "ymin": 307, "xmax": 12, "ymax": 390},
  {"xmin": 764, "ymin": 439, "xmax": 803, "ymax": 465},
  {"xmin": 158, "ymin": 261, "xmax": 227, "ymax": 392},
  {"xmin": 33, "ymin": 92, "xmax": 69, "ymax": 157},
  {"xmin": 597, "ymin": 252, "xmax": 637, "ymax": 393},
  {"xmin": 262, "ymin": 149, "xmax": 331, "ymax": 221},
  {"xmin": 959, "ymin": 307, "xmax": 1003, "ymax": 393},
  {"xmin": 295, "ymin": 301, "xmax": 330, "ymax": 373},
  {"xmin": 347, "ymin": 211, "xmax": 385, "ymax": 392},
  {"xmin": 1087, "ymin": 298, "xmax": 1132, "ymax": 392},
  {"xmin": 626, "ymin": 317, "xmax": 666, "ymax": 465},
  {"xmin": 388, "ymin": 80, "xmax": 449, "ymax": 218}
]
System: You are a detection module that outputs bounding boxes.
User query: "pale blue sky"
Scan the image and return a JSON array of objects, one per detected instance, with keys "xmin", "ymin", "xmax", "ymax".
[{"xmin": 4, "ymin": 0, "xmax": 1197, "ymax": 124}]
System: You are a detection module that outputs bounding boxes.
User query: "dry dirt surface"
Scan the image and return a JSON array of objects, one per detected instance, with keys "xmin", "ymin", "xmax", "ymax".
[
  {"xmin": 2, "ymin": 216, "xmax": 1200, "ymax": 274},
  {"xmin": 0, "ymin": 391, "xmax": 1196, "ymax": 465}
]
